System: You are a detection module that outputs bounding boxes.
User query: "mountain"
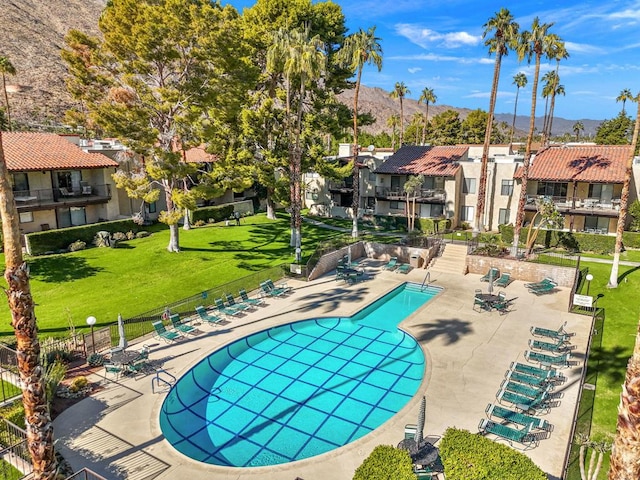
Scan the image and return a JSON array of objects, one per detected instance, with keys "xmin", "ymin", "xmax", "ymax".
[{"xmin": 0, "ymin": 0, "xmax": 602, "ymax": 139}]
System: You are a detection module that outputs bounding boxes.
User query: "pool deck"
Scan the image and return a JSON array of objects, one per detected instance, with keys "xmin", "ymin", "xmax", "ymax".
[{"xmin": 54, "ymin": 260, "xmax": 589, "ymax": 480}]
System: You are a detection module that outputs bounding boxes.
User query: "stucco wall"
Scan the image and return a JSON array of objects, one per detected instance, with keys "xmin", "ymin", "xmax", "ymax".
[{"xmin": 466, "ymin": 255, "xmax": 576, "ymax": 287}]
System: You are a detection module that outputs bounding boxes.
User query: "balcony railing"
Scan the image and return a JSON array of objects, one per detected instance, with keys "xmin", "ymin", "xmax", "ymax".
[
  {"xmin": 328, "ymin": 181, "xmax": 353, "ymax": 191},
  {"xmin": 375, "ymin": 187, "xmax": 446, "ymax": 202},
  {"xmin": 525, "ymin": 195, "xmax": 620, "ymax": 215},
  {"xmin": 13, "ymin": 184, "xmax": 112, "ymax": 210}
]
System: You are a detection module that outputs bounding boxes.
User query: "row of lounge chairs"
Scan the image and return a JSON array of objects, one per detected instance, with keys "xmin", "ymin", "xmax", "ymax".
[
  {"xmin": 382, "ymin": 257, "xmax": 412, "ymax": 274},
  {"xmin": 525, "ymin": 277, "xmax": 558, "ymax": 295},
  {"xmin": 480, "ymin": 267, "xmax": 512, "ymax": 288},
  {"xmin": 479, "ymin": 323, "xmax": 575, "ymax": 448}
]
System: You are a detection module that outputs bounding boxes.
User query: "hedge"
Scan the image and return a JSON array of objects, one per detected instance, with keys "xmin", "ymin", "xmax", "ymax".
[
  {"xmin": 25, "ymin": 219, "xmax": 140, "ymax": 256},
  {"xmin": 439, "ymin": 428, "xmax": 546, "ymax": 480},
  {"xmin": 353, "ymin": 445, "xmax": 416, "ymax": 480},
  {"xmin": 191, "ymin": 204, "xmax": 234, "ymax": 224}
]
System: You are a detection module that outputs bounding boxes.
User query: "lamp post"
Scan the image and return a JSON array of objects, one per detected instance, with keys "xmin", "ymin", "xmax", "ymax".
[
  {"xmin": 86, "ymin": 315, "xmax": 97, "ymax": 354},
  {"xmin": 586, "ymin": 273, "xmax": 594, "ymax": 297}
]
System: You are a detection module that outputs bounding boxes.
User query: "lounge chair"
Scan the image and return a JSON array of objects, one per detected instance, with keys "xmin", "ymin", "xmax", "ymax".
[
  {"xmin": 480, "ymin": 267, "xmax": 500, "ymax": 282},
  {"xmin": 500, "ymin": 379, "xmax": 551, "ymax": 400},
  {"xmin": 239, "ymin": 289, "xmax": 264, "ymax": 306},
  {"xmin": 528, "ymin": 281, "xmax": 558, "ymax": 295},
  {"xmin": 524, "ymin": 277, "xmax": 555, "ymax": 289},
  {"xmin": 395, "ymin": 263, "xmax": 411, "ymax": 274},
  {"xmin": 478, "ymin": 418, "xmax": 537, "ymax": 448},
  {"xmin": 505, "ymin": 369, "xmax": 548, "ymax": 389},
  {"xmin": 525, "ymin": 350, "xmax": 571, "ymax": 369},
  {"xmin": 266, "ymin": 279, "xmax": 292, "ymax": 294},
  {"xmin": 195, "ymin": 305, "xmax": 224, "ymax": 326},
  {"xmin": 260, "ymin": 281, "xmax": 287, "ymax": 298},
  {"xmin": 486, "ymin": 404, "xmax": 549, "ymax": 430},
  {"xmin": 528, "ymin": 338, "xmax": 570, "ymax": 354},
  {"xmin": 495, "ymin": 273, "xmax": 512, "ymax": 288},
  {"xmin": 214, "ymin": 298, "xmax": 243, "ymax": 317},
  {"xmin": 170, "ymin": 314, "xmax": 196, "ymax": 335},
  {"xmin": 496, "ymin": 386, "xmax": 549, "ymax": 412},
  {"xmin": 404, "ymin": 423, "xmax": 417, "ymax": 440},
  {"xmin": 152, "ymin": 321, "xmax": 180, "ymax": 343},
  {"xmin": 382, "ymin": 257, "xmax": 398, "ymax": 270},
  {"xmin": 224, "ymin": 293, "xmax": 252, "ymax": 312},
  {"xmin": 510, "ymin": 362, "xmax": 563, "ymax": 383},
  {"xmin": 530, "ymin": 324, "xmax": 572, "ymax": 342}
]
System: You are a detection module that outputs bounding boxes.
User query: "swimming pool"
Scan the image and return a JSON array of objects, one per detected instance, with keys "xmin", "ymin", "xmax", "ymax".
[{"xmin": 160, "ymin": 282, "xmax": 441, "ymax": 467}]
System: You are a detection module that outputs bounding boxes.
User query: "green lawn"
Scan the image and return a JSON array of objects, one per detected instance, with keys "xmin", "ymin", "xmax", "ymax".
[{"xmin": 0, "ymin": 214, "xmax": 344, "ymax": 337}]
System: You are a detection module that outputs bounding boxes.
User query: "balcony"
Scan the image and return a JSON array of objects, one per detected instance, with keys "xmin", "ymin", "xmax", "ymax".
[
  {"xmin": 375, "ymin": 187, "xmax": 446, "ymax": 203},
  {"xmin": 13, "ymin": 184, "xmax": 113, "ymax": 211},
  {"xmin": 525, "ymin": 195, "xmax": 621, "ymax": 217},
  {"xmin": 328, "ymin": 181, "xmax": 353, "ymax": 193}
]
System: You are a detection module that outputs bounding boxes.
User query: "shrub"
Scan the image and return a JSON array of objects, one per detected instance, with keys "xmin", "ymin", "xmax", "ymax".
[
  {"xmin": 191, "ymin": 204, "xmax": 234, "ymax": 224},
  {"xmin": 194, "ymin": 220, "xmax": 206, "ymax": 227},
  {"xmin": 68, "ymin": 240, "xmax": 86, "ymax": 252},
  {"xmin": 43, "ymin": 359, "xmax": 67, "ymax": 405},
  {"xmin": 87, "ymin": 353, "xmax": 105, "ymax": 367},
  {"xmin": 136, "ymin": 231, "xmax": 150, "ymax": 238},
  {"xmin": 44, "ymin": 349, "xmax": 74, "ymax": 365},
  {"xmin": 439, "ymin": 428, "xmax": 546, "ymax": 480},
  {"xmin": 353, "ymin": 445, "xmax": 416, "ymax": 480},
  {"xmin": 126, "ymin": 230, "xmax": 136, "ymax": 240},
  {"xmin": 112, "ymin": 231, "xmax": 127, "ymax": 242},
  {"xmin": 0, "ymin": 401, "xmax": 25, "ymax": 429},
  {"xmin": 69, "ymin": 376, "xmax": 88, "ymax": 393}
]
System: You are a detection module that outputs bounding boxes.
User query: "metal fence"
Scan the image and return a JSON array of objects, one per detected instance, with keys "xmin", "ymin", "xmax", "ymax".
[
  {"xmin": 0, "ymin": 346, "xmax": 21, "ymax": 406},
  {"xmin": 0, "ymin": 418, "xmax": 31, "ymax": 480},
  {"xmin": 64, "ymin": 468, "xmax": 109, "ymax": 480}
]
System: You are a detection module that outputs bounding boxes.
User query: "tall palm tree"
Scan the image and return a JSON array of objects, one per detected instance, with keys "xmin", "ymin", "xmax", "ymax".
[
  {"xmin": 617, "ymin": 88, "xmax": 634, "ymax": 114},
  {"xmin": 474, "ymin": 7, "xmax": 519, "ymax": 233},
  {"xmin": 546, "ymin": 82, "xmax": 565, "ymax": 142},
  {"xmin": 389, "ymin": 81, "xmax": 410, "ymax": 146},
  {"xmin": 0, "ymin": 132, "xmax": 58, "ymax": 476},
  {"xmin": 573, "ymin": 120, "xmax": 584, "ymax": 141},
  {"xmin": 510, "ymin": 72, "xmax": 527, "ymax": 145},
  {"xmin": 0, "ymin": 56, "xmax": 16, "ymax": 132},
  {"xmin": 418, "ymin": 87, "xmax": 437, "ymax": 145},
  {"xmin": 512, "ymin": 17, "xmax": 557, "ymax": 255},
  {"xmin": 608, "ymin": 93, "xmax": 639, "ymax": 289},
  {"xmin": 267, "ymin": 27, "xmax": 326, "ymax": 262},
  {"xmin": 545, "ymin": 36, "xmax": 568, "ymax": 142},
  {"xmin": 541, "ymin": 70, "xmax": 558, "ymax": 144},
  {"xmin": 411, "ymin": 112, "xmax": 424, "ymax": 144},
  {"xmin": 387, "ymin": 114, "xmax": 399, "ymax": 150},
  {"xmin": 337, "ymin": 26, "xmax": 383, "ymax": 239}
]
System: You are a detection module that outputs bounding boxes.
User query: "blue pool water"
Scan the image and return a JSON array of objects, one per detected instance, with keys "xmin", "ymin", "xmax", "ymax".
[{"xmin": 160, "ymin": 282, "xmax": 441, "ymax": 467}]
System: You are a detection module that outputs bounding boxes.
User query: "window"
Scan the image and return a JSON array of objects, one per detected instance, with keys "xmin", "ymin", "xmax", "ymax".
[
  {"xmin": 57, "ymin": 206, "xmax": 86, "ymax": 228},
  {"xmin": 390, "ymin": 201, "xmax": 401, "ymax": 210},
  {"xmin": 584, "ymin": 216, "xmax": 609, "ymax": 232},
  {"xmin": 588, "ymin": 183, "xmax": 613, "ymax": 200},
  {"xmin": 501, "ymin": 180, "xmax": 514, "ymax": 196},
  {"xmin": 369, "ymin": 171, "xmax": 376, "ymax": 181},
  {"xmin": 536, "ymin": 182, "xmax": 567, "ymax": 197},
  {"xmin": 460, "ymin": 205, "xmax": 474, "ymax": 222},
  {"xmin": 366, "ymin": 197, "xmax": 375, "ymax": 208},
  {"xmin": 420, "ymin": 203, "xmax": 444, "ymax": 218},
  {"xmin": 147, "ymin": 202, "xmax": 157, "ymax": 214},
  {"xmin": 463, "ymin": 178, "xmax": 476, "ymax": 194},
  {"xmin": 19, "ymin": 212, "xmax": 34, "ymax": 223},
  {"xmin": 12, "ymin": 173, "xmax": 29, "ymax": 193},
  {"xmin": 498, "ymin": 208, "xmax": 510, "ymax": 225}
]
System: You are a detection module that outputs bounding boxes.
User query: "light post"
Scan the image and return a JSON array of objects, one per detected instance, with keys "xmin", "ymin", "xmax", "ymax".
[
  {"xmin": 86, "ymin": 315, "xmax": 97, "ymax": 354},
  {"xmin": 586, "ymin": 273, "xmax": 594, "ymax": 297}
]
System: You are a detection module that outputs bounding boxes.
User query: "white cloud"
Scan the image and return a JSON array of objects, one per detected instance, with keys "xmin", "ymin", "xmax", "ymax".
[
  {"xmin": 564, "ymin": 41, "xmax": 605, "ymax": 55},
  {"xmin": 395, "ymin": 23, "xmax": 481, "ymax": 49},
  {"xmin": 408, "ymin": 67, "xmax": 422, "ymax": 74},
  {"xmin": 388, "ymin": 53, "xmax": 493, "ymax": 65}
]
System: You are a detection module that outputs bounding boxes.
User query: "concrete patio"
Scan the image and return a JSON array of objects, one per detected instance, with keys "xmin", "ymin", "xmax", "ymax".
[{"xmin": 54, "ymin": 260, "xmax": 590, "ymax": 480}]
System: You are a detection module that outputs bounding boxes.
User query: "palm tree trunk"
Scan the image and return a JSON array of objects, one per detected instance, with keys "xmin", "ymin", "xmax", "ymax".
[
  {"xmin": 608, "ymin": 315, "xmax": 640, "ymax": 479},
  {"xmin": 1, "ymin": 73, "xmax": 12, "ymax": 131},
  {"xmin": 399, "ymin": 98, "xmax": 404, "ymax": 146},
  {"xmin": 547, "ymin": 92, "xmax": 557, "ymax": 143},
  {"xmin": 513, "ymin": 56, "xmax": 541, "ymax": 255},
  {"xmin": 0, "ymin": 132, "xmax": 57, "ymax": 478},
  {"xmin": 608, "ymin": 98, "xmax": 640, "ymax": 287},
  {"xmin": 421, "ymin": 102, "xmax": 428, "ymax": 145},
  {"xmin": 352, "ymin": 67, "xmax": 362, "ymax": 238},
  {"xmin": 510, "ymin": 88, "xmax": 520, "ymax": 146}
]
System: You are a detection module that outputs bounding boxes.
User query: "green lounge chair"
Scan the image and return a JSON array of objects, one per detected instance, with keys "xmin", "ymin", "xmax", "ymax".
[
  {"xmin": 524, "ymin": 277, "xmax": 555, "ymax": 289},
  {"xmin": 496, "ymin": 387, "xmax": 549, "ymax": 413},
  {"xmin": 195, "ymin": 305, "xmax": 224, "ymax": 326},
  {"xmin": 404, "ymin": 423, "xmax": 417, "ymax": 440},
  {"xmin": 500, "ymin": 380, "xmax": 550, "ymax": 399},
  {"xmin": 486, "ymin": 403, "xmax": 549, "ymax": 430},
  {"xmin": 530, "ymin": 324, "xmax": 572, "ymax": 342},
  {"xmin": 260, "ymin": 281, "xmax": 287, "ymax": 298},
  {"xmin": 224, "ymin": 293, "xmax": 252, "ymax": 312},
  {"xmin": 382, "ymin": 256, "xmax": 398, "ymax": 270},
  {"xmin": 152, "ymin": 321, "xmax": 180, "ymax": 343},
  {"xmin": 239, "ymin": 289, "xmax": 264, "ymax": 306},
  {"xmin": 169, "ymin": 314, "xmax": 196, "ymax": 335},
  {"xmin": 266, "ymin": 279, "xmax": 292, "ymax": 294},
  {"xmin": 505, "ymin": 370, "xmax": 548, "ymax": 389},
  {"xmin": 510, "ymin": 362, "xmax": 563, "ymax": 383},
  {"xmin": 528, "ymin": 338, "xmax": 569, "ymax": 354},
  {"xmin": 478, "ymin": 418, "xmax": 537, "ymax": 448},
  {"xmin": 395, "ymin": 263, "xmax": 411, "ymax": 274},
  {"xmin": 495, "ymin": 273, "xmax": 512, "ymax": 287},
  {"xmin": 528, "ymin": 282, "xmax": 558, "ymax": 295},
  {"xmin": 525, "ymin": 350, "xmax": 571, "ymax": 368},
  {"xmin": 214, "ymin": 298, "xmax": 243, "ymax": 317},
  {"xmin": 480, "ymin": 267, "xmax": 500, "ymax": 282}
]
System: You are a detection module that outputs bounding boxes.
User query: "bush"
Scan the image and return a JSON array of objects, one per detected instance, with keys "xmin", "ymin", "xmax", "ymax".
[
  {"xmin": 68, "ymin": 240, "xmax": 86, "ymax": 252},
  {"xmin": 353, "ymin": 445, "xmax": 416, "ymax": 480},
  {"xmin": 0, "ymin": 401, "xmax": 25, "ymax": 430},
  {"xmin": 87, "ymin": 353, "xmax": 105, "ymax": 367},
  {"xmin": 43, "ymin": 359, "xmax": 67, "ymax": 404},
  {"xmin": 136, "ymin": 231, "xmax": 150, "ymax": 239},
  {"xmin": 112, "ymin": 231, "xmax": 127, "ymax": 242},
  {"xmin": 44, "ymin": 349, "xmax": 74, "ymax": 365},
  {"xmin": 191, "ymin": 204, "xmax": 234, "ymax": 224},
  {"xmin": 126, "ymin": 230, "xmax": 136, "ymax": 240},
  {"xmin": 439, "ymin": 428, "xmax": 546, "ymax": 480},
  {"xmin": 69, "ymin": 376, "xmax": 88, "ymax": 393}
]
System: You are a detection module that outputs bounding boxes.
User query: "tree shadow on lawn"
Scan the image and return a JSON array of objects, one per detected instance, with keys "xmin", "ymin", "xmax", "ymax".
[
  {"xmin": 29, "ymin": 256, "xmax": 104, "ymax": 283},
  {"xmin": 586, "ymin": 344, "xmax": 630, "ymax": 386}
]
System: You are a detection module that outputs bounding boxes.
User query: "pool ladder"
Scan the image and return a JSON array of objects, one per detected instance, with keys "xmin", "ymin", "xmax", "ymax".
[
  {"xmin": 420, "ymin": 271, "xmax": 431, "ymax": 290},
  {"xmin": 152, "ymin": 369, "xmax": 176, "ymax": 394}
]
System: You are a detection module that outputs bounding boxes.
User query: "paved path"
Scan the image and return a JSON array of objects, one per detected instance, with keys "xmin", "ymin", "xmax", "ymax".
[{"xmin": 54, "ymin": 261, "xmax": 589, "ymax": 480}]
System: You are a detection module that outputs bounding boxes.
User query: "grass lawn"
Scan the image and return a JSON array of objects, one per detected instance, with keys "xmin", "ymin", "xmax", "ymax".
[{"xmin": 0, "ymin": 214, "xmax": 345, "ymax": 338}]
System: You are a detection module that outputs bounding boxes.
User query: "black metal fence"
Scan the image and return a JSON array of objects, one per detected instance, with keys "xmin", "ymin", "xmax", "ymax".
[
  {"xmin": 0, "ymin": 418, "xmax": 31, "ymax": 480},
  {"xmin": 0, "ymin": 346, "xmax": 21, "ymax": 406}
]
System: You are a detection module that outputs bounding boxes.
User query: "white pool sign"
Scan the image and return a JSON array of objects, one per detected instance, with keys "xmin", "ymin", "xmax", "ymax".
[{"xmin": 573, "ymin": 294, "xmax": 593, "ymax": 308}]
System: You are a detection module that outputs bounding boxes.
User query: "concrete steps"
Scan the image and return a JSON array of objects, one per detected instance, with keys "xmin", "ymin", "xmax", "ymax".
[{"xmin": 429, "ymin": 243, "xmax": 468, "ymax": 274}]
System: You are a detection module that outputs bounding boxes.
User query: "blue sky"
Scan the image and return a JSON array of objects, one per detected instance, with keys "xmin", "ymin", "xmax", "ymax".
[{"xmin": 223, "ymin": 0, "xmax": 640, "ymax": 121}]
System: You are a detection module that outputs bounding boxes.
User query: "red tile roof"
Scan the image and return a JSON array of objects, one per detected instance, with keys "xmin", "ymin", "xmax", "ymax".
[
  {"xmin": 2, "ymin": 132, "xmax": 119, "ymax": 171},
  {"xmin": 516, "ymin": 145, "xmax": 632, "ymax": 183},
  {"xmin": 182, "ymin": 144, "xmax": 217, "ymax": 163},
  {"xmin": 375, "ymin": 145, "xmax": 464, "ymax": 176}
]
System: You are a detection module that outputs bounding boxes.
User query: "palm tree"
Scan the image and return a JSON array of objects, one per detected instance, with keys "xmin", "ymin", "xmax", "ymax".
[
  {"xmin": 337, "ymin": 26, "xmax": 383, "ymax": 239},
  {"xmin": 540, "ymin": 70, "xmax": 557, "ymax": 144},
  {"xmin": 573, "ymin": 121, "xmax": 584, "ymax": 141},
  {"xmin": 0, "ymin": 56, "xmax": 16, "ymax": 132},
  {"xmin": 389, "ymin": 82, "xmax": 410, "ymax": 146},
  {"xmin": 387, "ymin": 114, "xmax": 399, "ymax": 150},
  {"xmin": 617, "ymin": 88, "xmax": 634, "ymax": 114},
  {"xmin": 474, "ymin": 7, "xmax": 519, "ymax": 234},
  {"xmin": 510, "ymin": 72, "xmax": 527, "ymax": 145},
  {"xmin": 0, "ymin": 132, "xmax": 58, "ymax": 476},
  {"xmin": 418, "ymin": 87, "xmax": 437, "ymax": 145},
  {"xmin": 411, "ymin": 112, "xmax": 424, "ymax": 144},
  {"xmin": 546, "ymin": 82, "xmax": 565, "ymax": 142},
  {"xmin": 545, "ymin": 37, "xmax": 568, "ymax": 142},
  {"xmin": 608, "ymin": 93, "xmax": 639, "ymax": 289},
  {"xmin": 512, "ymin": 17, "xmax": 557, "ymax": 255},
  {"xmin": 267, "ymin": 28, "xmax": 326, "ymax": 262}
]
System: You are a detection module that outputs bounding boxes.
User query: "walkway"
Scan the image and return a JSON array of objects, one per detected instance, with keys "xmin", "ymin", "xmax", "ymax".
[{"xmin": 54, "ymin": 262, "xmax": 589, "ymax": 480}]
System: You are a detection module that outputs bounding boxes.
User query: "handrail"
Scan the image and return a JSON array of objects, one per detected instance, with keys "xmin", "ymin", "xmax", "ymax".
[
  {"xmin": 421, "ymin": 271, "xmax": 431, "ymax": 290},
  {"xmin": 152, "ymin": 369, "xmax": 176, "ymax": 394}
]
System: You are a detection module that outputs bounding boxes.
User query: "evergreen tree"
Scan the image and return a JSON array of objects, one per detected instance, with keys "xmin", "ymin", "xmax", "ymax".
[{"xmin": 595, "ymin": 112, "xmax": 633, "ymax": 145}]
